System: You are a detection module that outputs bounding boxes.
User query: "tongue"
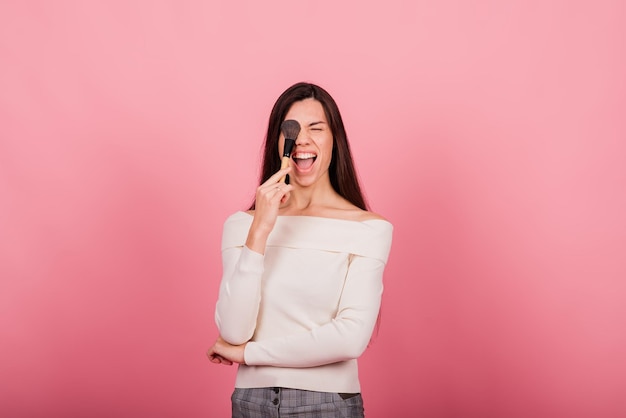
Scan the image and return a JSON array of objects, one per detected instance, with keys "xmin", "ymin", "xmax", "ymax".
[{"xmin": 295, "ymin": 158, "xmax": 314, "ymax": 170}]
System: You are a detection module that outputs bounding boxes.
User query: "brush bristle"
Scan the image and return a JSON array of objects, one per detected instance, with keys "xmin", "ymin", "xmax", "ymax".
[{"xmin": 281, "ymin": 119, "xmax": 301, "ymax": 140}]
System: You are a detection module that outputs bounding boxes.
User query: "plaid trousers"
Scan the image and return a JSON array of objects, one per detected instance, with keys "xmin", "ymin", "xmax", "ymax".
[{"xmin": 231, "ymin": 387, "xmax": 365, "ymax": 418}]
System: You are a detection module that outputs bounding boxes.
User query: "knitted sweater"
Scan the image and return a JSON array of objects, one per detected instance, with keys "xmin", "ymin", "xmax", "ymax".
[{"xmin": 215, "ymin": 211, "xmax": 393, "ymax": 393}]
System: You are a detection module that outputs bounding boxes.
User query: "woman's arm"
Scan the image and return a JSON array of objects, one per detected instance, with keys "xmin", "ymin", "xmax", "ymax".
[
  {"xmin": 207, "ymin": 336, "xmax": 245, "ymax": 366},
  {"xmin": 242, "ymin": 254, "xmax": 386, "ymax": 368},
  {"xmin": 214, "ymin": 167, "xmax": 293, "ymax": 345},
  {"xmin": 214, "ymin": 246, "xmax": 265, "ymax": 344}
]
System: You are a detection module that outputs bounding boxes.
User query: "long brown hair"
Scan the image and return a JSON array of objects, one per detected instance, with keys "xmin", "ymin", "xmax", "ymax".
[{"xmin": 249, "ymin": 82, "xmax": 368, "ymax": 210}]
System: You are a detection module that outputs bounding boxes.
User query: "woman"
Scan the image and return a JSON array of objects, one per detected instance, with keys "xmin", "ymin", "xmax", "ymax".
[{"xmin": 207, "ymin": 82, "xmax": 393, "ymax": 417}]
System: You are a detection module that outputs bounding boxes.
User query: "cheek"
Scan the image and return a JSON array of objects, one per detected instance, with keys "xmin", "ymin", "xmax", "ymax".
[
  {"xmin": 322, "ymin": 142, "xmax": 334, "ymax": 168},
  {"xmin": 325, "ymin": 137, "xmax": 335, "ymax": 156},
  {"xmin": 316, "ymin": 134, "xmax": 333, "ymax": 151}
]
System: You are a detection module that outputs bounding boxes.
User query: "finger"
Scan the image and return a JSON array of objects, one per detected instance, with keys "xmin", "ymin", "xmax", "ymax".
[
  {"xmin": 259, "ymin": 181, "xmax": 292, "ymax": 197},
  {"xmin": 271, "ymin": 184, "xmax": 293, "ymax": 200},
  {"xmin": 207, "ymin": 348, "xmax": 221, "ymax": 360},
  {"xmin": 258, "ymin": 179, "xmax": 294, "ymax": 203},
  {"xmin": 214, "ymin": 355, "xmax": 232, "ymax": 365},
  {"xmin": 209, "ymin": 353, "xmax": 232, "ymax": 365},
  {"xmin": 216, "ymin": 357, "xmax": 233, "ymax": 365},
  {"xmin": 262, "ymin": 167, "xmax": 292, "ymax": 186}
]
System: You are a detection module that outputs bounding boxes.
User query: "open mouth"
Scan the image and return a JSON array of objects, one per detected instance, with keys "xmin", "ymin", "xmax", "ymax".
[{"xmin": 292, "ymin": 152, "xmax": 317, "ymax": 170}]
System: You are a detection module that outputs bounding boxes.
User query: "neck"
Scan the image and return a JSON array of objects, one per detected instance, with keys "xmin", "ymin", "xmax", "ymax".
[{"xmin": 282, "ymin": 178, "xmax": 339, "ymax": 214}]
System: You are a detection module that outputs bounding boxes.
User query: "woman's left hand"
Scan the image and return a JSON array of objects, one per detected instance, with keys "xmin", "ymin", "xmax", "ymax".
[{"xmin": 207, "ymin": 336, "xmax": 247, "ymax": 366}]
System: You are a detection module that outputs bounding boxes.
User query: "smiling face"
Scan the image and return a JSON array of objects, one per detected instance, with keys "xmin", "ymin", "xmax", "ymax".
[{"xmin": 279, "ymin": 98, "xmax": 334, "ymax": 188}]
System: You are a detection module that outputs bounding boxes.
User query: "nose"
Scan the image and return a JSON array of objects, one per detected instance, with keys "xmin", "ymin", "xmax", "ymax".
[{"xmin": 295, "ymin": 130, "xmax": 309, "ymax": 146}]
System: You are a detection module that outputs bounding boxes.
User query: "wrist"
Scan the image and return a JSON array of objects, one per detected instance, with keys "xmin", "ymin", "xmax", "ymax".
[{"xmin": 246, "ymin": 225, "xmax": 271, "ymax": 254}]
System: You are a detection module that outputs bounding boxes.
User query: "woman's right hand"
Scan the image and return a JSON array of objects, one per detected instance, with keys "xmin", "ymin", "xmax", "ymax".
[
  {"xmin": 245, "ymin": 167, "xmax": 293, "ymax": 254},
  {"xmin": 207, "ymin": 336, "xmax": 246, "ymax": 366}
]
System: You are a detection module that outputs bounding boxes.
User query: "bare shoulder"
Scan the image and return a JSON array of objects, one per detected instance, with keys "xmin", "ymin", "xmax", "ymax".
[
  {"xmin": 353, "ymin": 209, "xmax": 389, "ymax": 222},
  {"xmin": 327, "ymin": 204, "xmax": 388, "ymax": 222},
  {"xmin": 322, "ymin": 197, "xmax": 389, "ymax": 222}
]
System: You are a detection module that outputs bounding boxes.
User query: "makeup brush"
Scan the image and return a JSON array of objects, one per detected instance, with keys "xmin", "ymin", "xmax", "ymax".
[{"xmin": 279, "ymin": 119, "xmax": 301, "ymax": 184}]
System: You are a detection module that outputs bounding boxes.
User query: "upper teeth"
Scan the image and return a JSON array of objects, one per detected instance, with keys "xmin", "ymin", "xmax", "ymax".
[{"xmin": 293, "ymin": 152, "xmax": 316, "ymax": 159}]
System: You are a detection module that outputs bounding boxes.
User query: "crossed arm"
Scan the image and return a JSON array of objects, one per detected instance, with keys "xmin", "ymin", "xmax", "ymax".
[{"xmin": 207, "ymin": 247, "xmax": 384, "ymax": 368}]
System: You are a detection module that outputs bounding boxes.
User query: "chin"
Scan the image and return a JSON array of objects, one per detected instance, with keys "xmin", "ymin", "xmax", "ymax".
[{"xmin": 291, "ymin": 176, "xmax": 316, "ymax": 188}]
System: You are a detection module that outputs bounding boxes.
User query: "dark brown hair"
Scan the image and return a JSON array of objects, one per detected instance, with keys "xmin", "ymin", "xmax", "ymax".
[{"xmin": 249, "ymin": 82, "xmax": 368, "ymax": 210}]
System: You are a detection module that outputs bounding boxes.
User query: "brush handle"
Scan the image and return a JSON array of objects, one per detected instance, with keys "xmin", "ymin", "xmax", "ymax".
[
  {"xmin": 279, "ymin": 139, "xmax": 295, "ymax": 183},
  {"xmin": 279, "ymin": 156, "xmax": 290, "ymax": 183}
]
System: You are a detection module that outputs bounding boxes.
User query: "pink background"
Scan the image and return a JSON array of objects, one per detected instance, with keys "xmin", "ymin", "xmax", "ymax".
[{"xmin": 1, "ymin": 1, "xmax": 625, "ymax": 417}]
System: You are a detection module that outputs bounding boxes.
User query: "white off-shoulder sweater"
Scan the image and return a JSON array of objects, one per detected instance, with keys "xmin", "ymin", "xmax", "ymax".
[{"xmin": 215, "ymin": 211, "xmax": 393, "ymax": 393}]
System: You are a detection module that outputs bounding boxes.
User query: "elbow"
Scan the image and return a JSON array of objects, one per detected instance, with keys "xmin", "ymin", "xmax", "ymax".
[
  {"xmin": 342, "ymin": 336, "xmax": 370, "ymax": 359},
  {"xmin": 215, "ymin": 315, "xmax": 254, "ymax": 345},
  {"xmin": 219, "ymin": 327, "xmax": 253, "ymax": 346},
  {"xmin": 333, "ymin": 311, "xmax": 379, "ymax": 360},
  {"xmin": 334, "ymin": 319, "xmax": 374, "ymax": 360}
]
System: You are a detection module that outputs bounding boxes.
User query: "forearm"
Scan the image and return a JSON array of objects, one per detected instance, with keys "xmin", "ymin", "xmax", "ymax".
[
  {"xmin": 244, "ymin": 256, "xmax": 384, "ymax": 368},
  {"xmin": 215, "ymin": 246, "xmax": 265, "ymax": 344},
  {"xmin": 245, "ymin": 221, "xmax": 272, "ymax": 255},
  {"xmin": 244, "ymin": 314, "xmax": 380, "ymax": 368}
]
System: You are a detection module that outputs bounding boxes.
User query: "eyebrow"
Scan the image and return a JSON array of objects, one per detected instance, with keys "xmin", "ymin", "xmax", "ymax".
[{"xmin": 308, "ymin": 121, "xmax": 326, "ymax": 127}]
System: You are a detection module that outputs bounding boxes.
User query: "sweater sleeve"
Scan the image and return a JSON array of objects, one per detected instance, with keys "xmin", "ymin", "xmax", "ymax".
[
  {"xmin": 214, "ymin": 245, "xmax": 265, "ymax": 345},
  {"xmin": 243, "ymin": 253, "xmax": 385, "ymax": 367}
]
